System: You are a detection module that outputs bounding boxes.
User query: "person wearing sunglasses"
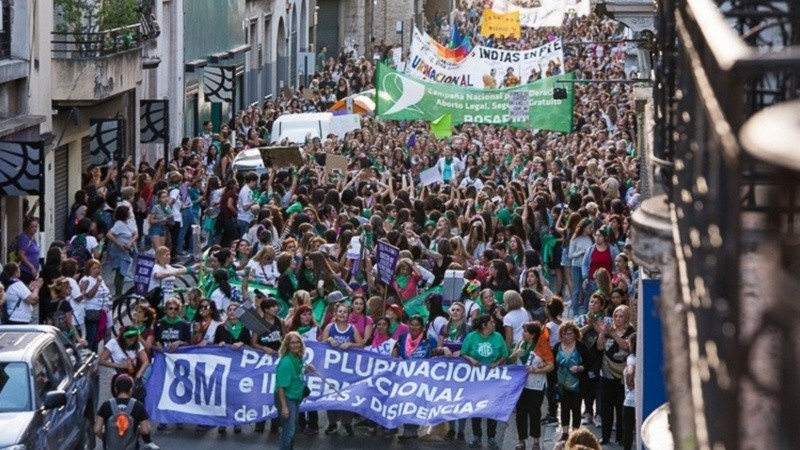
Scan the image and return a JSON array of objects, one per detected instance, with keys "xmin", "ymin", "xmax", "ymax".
[
  {"xmin": 153, "ymin": 297, "xmax": 192, "ymax": 432},
  {"xmin": 191, "ymin": 300, "xmax": 222, "ymax": 346}
]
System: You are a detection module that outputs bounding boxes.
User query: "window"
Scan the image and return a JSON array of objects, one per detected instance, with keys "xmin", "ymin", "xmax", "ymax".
[
  {"xmin": 42, "ymin": 343, "xmax": 69, "ymax": 389},
  {"xmin": 0, "ymin": 1, "xmax": 9, "ymax": 59},
  {"xmin": 0, "ymin": 362, "xmax": 32, "ymax": 412}
]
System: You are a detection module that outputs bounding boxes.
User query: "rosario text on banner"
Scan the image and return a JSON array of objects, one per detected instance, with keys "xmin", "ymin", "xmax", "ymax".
[
  {"xmin": 407, "ymin": 27, "xmax": 564, "ymax": 88},
  {"xmin": 376, "ymin": 63, "xmax": 574, "ymax": 132},
  {"xmin": 144, "ymin": 342, "xmax": 527, "ymax": 428}
]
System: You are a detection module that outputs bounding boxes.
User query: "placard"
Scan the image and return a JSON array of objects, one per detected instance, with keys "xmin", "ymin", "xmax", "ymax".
[
  {"xmin": 420, "ymin": 166, "xmax": 444, "ymax": 186},
  {"xmin": 258, "ymin": 146, "xmax": 304, "ymax": 168},
  {"xmin": 133, "ymin": 254, "xmax": 156, "ymax": 296},
  {"xmin": 376, "ymin": 240, "xmax": 400, "ymax": 286},
  {"xmin": 325, "ymin": 153, "xmax": 349, "ymax": 174},
  {"xmin": 508, "ymin": 91, "xmax": 530, "ymax": 120}
]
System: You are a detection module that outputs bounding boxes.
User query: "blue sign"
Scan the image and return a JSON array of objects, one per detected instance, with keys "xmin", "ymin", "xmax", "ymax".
[
  {"xmin": 376, "ymin": 240, "xmax": 400, "ymax": 286},
  {"xmin": 145, "ymin": 342, "xmax": 527, "ymax": 428},
  {"xmin": 133, "ymin": 254, "xmax": 155, "ymax": 295}
]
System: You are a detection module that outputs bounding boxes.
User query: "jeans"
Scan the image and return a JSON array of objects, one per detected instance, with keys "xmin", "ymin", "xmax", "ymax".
[
  {"xmin": 176, "ymin": 209, "xmax": 194, "ymax": 254},
  {"xmin": 471, "ymin": 418, "xmax": 497, "ymax": 439},
  {"xmin": 448, "ymin": 418, "xmax": 466, "ymax": 434},
  {"xmin": 84, "ymin": 317, "xmax": 99, "ymax": 352},
  {"xmin": 516, "ymin": 388, "xmax": 545, "ymax": 440},
  {"xmin": 601, "ymin": 377, "xmax": 625, "ymax": 443},
  {"xmin": 238, "ymin": 219, "xmax": 251, "ymax": 239},
  {"xmin": 279, "ymin": 398, "xmax": 300, "ymax": 450},
  {"xmin": 622, "ymin": 406, "xmax": 635, "ymax": 450},
  {"xmin": 570, "ymin": 266, "xmax": 585, "ymax": 316}
]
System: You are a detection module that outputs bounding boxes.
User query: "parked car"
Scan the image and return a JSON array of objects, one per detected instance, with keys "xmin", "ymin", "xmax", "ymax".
[{"xmin": 0, "ymin": 325, "xmax": 99, "ymax": 450}]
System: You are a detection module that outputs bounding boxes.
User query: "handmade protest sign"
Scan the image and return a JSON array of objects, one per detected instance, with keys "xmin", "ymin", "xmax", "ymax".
[
  {"xmin": 376, "ymin": 240, "xmax": 400, "ymax": 285},
  {"xmin": 377, "ymin": 63, "xmax": 574, "ymax": 132},
  {"xmin": 480, "ymin": 9, "xmax": 521, "ymax": 39},
  {"xmin": 508, "ymin": 91, "xmax": 531, "ymax": 120},
  {"xmin": 145, "ymin": 342, "xmax": 527, "ymax": 428}
]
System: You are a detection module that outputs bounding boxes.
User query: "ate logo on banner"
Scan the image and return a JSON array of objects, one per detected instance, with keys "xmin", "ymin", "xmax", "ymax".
[{"xmin": 157, "ymin": 354, "xmax": 232, "ymax": 416}]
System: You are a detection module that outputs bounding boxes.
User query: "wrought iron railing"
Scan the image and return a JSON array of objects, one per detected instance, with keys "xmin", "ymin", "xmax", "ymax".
[
  {"xmin": 51, "ymin": 23, "xmax": 143, "ymax": 59},
  {"xmin": 656, "ymin": 0, "xmax": 800, "ymax": 448}
]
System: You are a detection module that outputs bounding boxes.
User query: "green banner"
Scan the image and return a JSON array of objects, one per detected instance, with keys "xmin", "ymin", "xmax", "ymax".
[{"xmin": 375, "ymin": 63, "xmax": 574, "ymax": 133}]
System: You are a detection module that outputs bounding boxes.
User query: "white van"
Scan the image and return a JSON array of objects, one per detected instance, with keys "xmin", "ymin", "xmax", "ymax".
[
  {"xmin": 271, "ymin": 112, "xmax": 361, "ymax": 144},
  {"xmin": 231, "ymin": 148, "xmax": 267, "ymax": 175}
]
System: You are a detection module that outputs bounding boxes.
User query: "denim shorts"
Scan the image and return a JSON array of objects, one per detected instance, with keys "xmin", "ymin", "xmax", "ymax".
[{"xmin": 149, "ymin": 224, "xmax": 166, "ymax": 237}]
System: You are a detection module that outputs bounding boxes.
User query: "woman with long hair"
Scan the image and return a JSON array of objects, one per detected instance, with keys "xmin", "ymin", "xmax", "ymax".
[
  {"xmin": 99, "ymin": 324, "xmax": 150, "ymax": 401},
  {"xmin": 247, "ymin": 245, "xmax": 279, "ymax": 286},
  {"xmin": 521, "ymin": 268, "xmax": 554, "ymax": 303},
  {"xmin": 461, "ymin": 314, "xmax": 510, "ymax": 449},
  {"xmin": 503, "ymin": 291, "xmax": 532, "ymax": 349},
  {"xmin": 510, "ymin": 321, "xmax": 554, "ymax": 450},
  {"xmin": 482, "ymin": 259, "xmax": 520, "ymax": 306},
  {"xmin": 47, "ymin": 277, "xmax": 85, "ymax": 344},
  {"xmin": 465, "ymin": 221, "xmax": 487, "ymax": 260},
  {"xmin": 191, "ymin": 298, "xmax": 222, "ymax": 345},
  {"xmin": 393, "ymin": 315, "xmax": 438, "ymax": 441},
  {"xmin": 80, "ymin": 259, "xmax": 110, "ymax": 352},
  {"xmin": 425, "ymin": 293, "xmax": 449, "ymax": 342},
  {"xmin": 276, "ymin": 251, "xmax": 299, "ymax": 303},
  {"xmin": 147, "ymin": 189, "xmax": 172, "ymax": 250},
  {"xmin": 391, "ymin": 258, "xmax": 423, "ymax": 302},
  {"xmin": 285, "ymin": 303, "xmax": 320, "ymax": 435},
  {"xmin": 348, "ymin": 292, "xmax": 374, "ymax": 344},
  {"xmin": 568, "ymin": 218, "xmax": 594, "ymax": 317},
  {"xmin": 437, "ymin": 301, "xmax": 470, "ymax": 441},
  {"xmin": 131, "ymin": 303, "xmax": 157, "ymax": 355},
  {"xmin": 214, "ymin": 301, "xmax": 252, "ymax": 434},
  {"xmin": 275, "ymin": 332, "xmax": 314, "ymax": 450},
  {"xmin": 368, "ymin": 317, "xmax": 396, "ymax": 355},
  {"xmin": 39, "ymin": 246, "xmax": 64, "ymax": 324},
  {"xmin": 298, "ymin": 251, "xmax": 340, "ymax": 302},
  {"xmin": 581, "ymin": 228, "xmax": 619, "ymax": 305},
  {"xmin": 209, "ymin": 268, "xmax": 243, "ymax": 315},
  {"xmin": 107, "ymin": 204, "xmax": 137, "ymax": 297},
  {"xmin": 320, "ymin": 303, "xmax": 363, "ymax": 436},
  {"xmin": 597, "ymin": 305, "xmax": 634, "ymax": 445}
]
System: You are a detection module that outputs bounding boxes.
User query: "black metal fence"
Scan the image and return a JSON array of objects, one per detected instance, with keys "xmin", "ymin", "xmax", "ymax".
[
  {"xmin": 656, "ymin": 0, "xmax": 800, "ymax": 447},
  {"xmin": 51, "ymin": 23, "xmax": 143, "ymax": 59}
]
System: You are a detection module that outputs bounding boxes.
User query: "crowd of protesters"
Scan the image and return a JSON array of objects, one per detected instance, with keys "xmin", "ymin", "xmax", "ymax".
[{"xmin": 1, "ymin": 3, "xmax": 642, "ymax": 450}]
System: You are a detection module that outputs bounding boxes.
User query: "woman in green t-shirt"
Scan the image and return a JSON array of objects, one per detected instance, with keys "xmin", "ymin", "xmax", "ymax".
[
  {"xmin": 461, "ymin": 315, "xmax": 510, "ymax": 450},
  {"xmin": 275, "ymin": 331, "xmax": 314, "ymax": 450}
]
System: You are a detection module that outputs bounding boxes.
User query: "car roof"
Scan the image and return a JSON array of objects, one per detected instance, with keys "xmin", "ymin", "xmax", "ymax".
[{"xmin": 0, "ymin": 326, "xmax": 60, "ymax": 363}]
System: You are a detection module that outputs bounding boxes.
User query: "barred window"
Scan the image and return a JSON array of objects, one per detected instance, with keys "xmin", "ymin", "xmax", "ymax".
[{"xmin": 0, "ymin": 1, "xmax": 10, "ymax": 60}]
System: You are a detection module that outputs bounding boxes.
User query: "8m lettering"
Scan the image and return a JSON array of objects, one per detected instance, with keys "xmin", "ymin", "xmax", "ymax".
[{"xmin": 169, "ymin": 360, "xmax": 226, "ymax": 406}]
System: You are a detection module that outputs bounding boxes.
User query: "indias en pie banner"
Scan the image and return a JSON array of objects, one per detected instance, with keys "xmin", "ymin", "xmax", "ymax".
[
  {"xmin": 376, "ymin": 63, "xmax": 574, "ymax": 133},
  {"xmin": 145, "ymin": 342, "xmax": 527, "ymax": 428}
]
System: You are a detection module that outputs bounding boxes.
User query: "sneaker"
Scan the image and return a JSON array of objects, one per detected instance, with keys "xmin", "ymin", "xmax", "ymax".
[
  {"xmin": 233, "ymin": 426, "xmax": 242, "ymax": 434},
  {"xmin": 457, "ymin": 432, "xmax": 466, "ymax": 442},
  {"xmin": 143, "ymin": 443, "xmax": 161, "ymax": 450},
  {"xmin": 515, "ymin": 441, "xmax": 526, "ymax": 450},
  {"xmin": 325, "ymin": 425, "xmax": 338, "ymax": 435},
  {"xmin": 469, "ymin": 437, "xmax": 482, "ymax": 448},
  {"xmin": 218, "ymin": 426, "xmax": 226, "ymax": 434},
  {"xmin": 581, "ymin": 413, "xmax": 594, "ymax": 426},
  {"xmin": 531, "ymin": 441, "xmax": 541, "ymax": 450},
  {"xmin": 487, "ymin": 438, "xmax": 499, "ymax": 449},
  {"xmin": 444, "ymin": 430, "xmax": 456, "ymax": 441},
  {"xmin": 156, "ymin": 423, "xmax": 167, "ymax": 431},
  {"xmin": 344, "ymin": 425, "xmax": 355, "ymax": 436}
]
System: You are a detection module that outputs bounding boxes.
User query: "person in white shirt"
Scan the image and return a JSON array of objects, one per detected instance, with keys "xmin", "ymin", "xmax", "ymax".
[
  {"xmin": 1, "ymin": 262, "xmax": 42, "ymax": 324},
  {"xmin": 246, "ymin": 246, "xmax": 279, "ymax": 286},
  {"xmin": 63, "ymin": 259, "xmax": 86, "ymax": 339},
  {"xmin": 237, "ymin": 171, "xmax": 259, "ymax": 236},
  {"xmin": 80, "ymin": 259, "xmax": 111, "ymax": 352},
  {"xmin": 503, "ymin": 291, "xmax": 532, "ymax": 348},
  {"xmin": 435, "ymin": 147, "xmax": 464, "ymax": 184},
  {"xmin": 622, "ymin": 333, "xmax": 637, "ymax": 450}
]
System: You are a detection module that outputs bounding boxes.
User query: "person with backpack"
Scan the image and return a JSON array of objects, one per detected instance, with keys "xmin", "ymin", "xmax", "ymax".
[
  {"xmin": 68, "ymin": 218, "xmax": 101, "ymax": 272},
  {"xmin": 94, "ymin": 374, "xmax": 160, "ymax": 450}
]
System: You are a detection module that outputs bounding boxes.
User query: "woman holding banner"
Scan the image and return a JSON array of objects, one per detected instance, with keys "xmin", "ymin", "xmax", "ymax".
[
  {"xmin": 437, "ymin": 301, "xmax": 471, "ymax": 442},
  {"xmin": 393, "ymin": 314, "xmax": 438, "ymax": 441},
  {"xmin": 461, "ymin": 314, "xmax": 510, "ymax": 450},
  {"xmin": 287, "ymin": 304, "xmax": 321, "ymax": 435},
  {"xmin": 214, "ymin": 301, "xmax": 252, "ymax": 434},
  {"xmin": 321, "ymin": 302, "xmax": 363, "ymax": 436},
  {"xmin": 275, "ymin": 331, "xmax": 314, "ymax": 450},
  {"xmin": 509, "ymin": 321, "xmax": 554, "ymax": 450}
]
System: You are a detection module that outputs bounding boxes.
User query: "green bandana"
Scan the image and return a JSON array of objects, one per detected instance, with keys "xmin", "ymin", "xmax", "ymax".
[
  {"xmin": 395, "ymin": 274, "xmax": 410, "ymax": 289},
  {"xmin": 388, "ymin": 321, "xmax": 400, "ymax": 336},
  {"xmin": 161, "ymin": 315, "xmax": 181, "ymax": 325},
  {"xmin": 183, "ymin": 305, "xmax": 197, "ymax": 322},
  {"xmin": 226, "ymin": 321, "xmax": 243, "ymax": 340},
  {"xmin": 287, "ymin": 272, "xmax": 299, "ymax": 290},
  {"xmin": 297, "ymin": 324, "xmax": 312, "ymax": 335}
]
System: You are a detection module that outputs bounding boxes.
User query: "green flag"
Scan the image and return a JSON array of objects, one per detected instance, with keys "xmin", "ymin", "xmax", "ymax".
[
  {"xmin": 430, "ymin": 113, "xmax": 453, "ymax": 139},
  {"xmin": 375, "ymin": 63, "xmax": 574, "ymax": 133}
]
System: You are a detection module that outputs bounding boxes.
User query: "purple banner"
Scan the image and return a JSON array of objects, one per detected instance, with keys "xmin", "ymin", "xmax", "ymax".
[
  {"xmin": 133, "ymin": 254, "xmax": 155, "ymax": 295},
  {"xmin": 376, "ymin": 240, "xmax": 400, "ymax": 286},
  {"xmin": 145, "ymin": 342, "xmax": 526, "ymax": 428}
]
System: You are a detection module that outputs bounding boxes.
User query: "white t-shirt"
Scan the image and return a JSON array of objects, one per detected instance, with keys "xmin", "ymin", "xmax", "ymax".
[
  {"xmin": 105, "ymin": 338, "xmax": 143, "ymax": 365},
  {"xmin": 210, "ymin": 288, "xmax": 234, "ymax": 317},
  {"xmin": 199, "ymin": 320, "xmax": 221, "ymax": 344},
  {"xmin": 70, "ymin": 235, "xmax": 99, "ymax": 254},
  {"xmin": 237, "ymin": 184, "xmax": 254, "ymax": 222},
  {"xmin": 149, "ymin": 264, "xmax": 176, "ymax": 305},
  {"xmin": 464, "ymin": 299, "xmax": 481, "ymax": 321},
  {"xmin": 523, "ymin": 350, "xmax": 548, "ymax": 391},
  {"xmin": 67, "ymin": 277, "xmax": 85, "ymax": 328},
  {"xmin": 169, "ymin": 188, "xmax": 182, "ymax": 223},
  {"xmin": 5, "ymin": 280, "xmax": 33, "ymax": 323},
  {"xmin": 119, "ymin": 199, "xmax": 138, "ymax": 233},
  {"xmin": 80, "ymin": 276, "xmax": 110, "ymax": 311},
  {"xmin": 246, "ymin": 259, "xmax": 279, "ymax": 286},
  {"xmin": 427, "ymin": 316, "xmax": 448, "ymax": 342},
  {"xmin": 503, "ymin": 308, "xmax": 531, "ymax": 345},
  {"xmin": 546, "ymin": 321, "xmax": 561, "ymax": 347},
  {"xmin": 624, "ymin": 354, "xmax": 636, "ymax": 407}
]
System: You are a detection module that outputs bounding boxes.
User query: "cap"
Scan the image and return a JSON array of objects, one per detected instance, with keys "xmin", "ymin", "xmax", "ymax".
[{"xmin": 326, "ymin": 291, "xmax": 345, "ymax": 304}]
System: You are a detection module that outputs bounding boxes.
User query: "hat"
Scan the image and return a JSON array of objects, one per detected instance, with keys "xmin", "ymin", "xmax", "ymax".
[{"xmin": 326, "ymin": 291, "xmax": 345, "ymax": 304}]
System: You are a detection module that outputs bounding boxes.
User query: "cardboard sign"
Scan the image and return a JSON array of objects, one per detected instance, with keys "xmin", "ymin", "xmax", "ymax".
[
  {"xmin": 325, "ymin": 153, "xmax": 349, "ymax": 174},
  {"xmin": 508, "ymin": 91, "xmax": 530, "ymax": 120},
  {"xmin": 420, "ymin": 166, "xmax": 443, "ymax": 186},
  {"xmin": 259, "ymin": 146, "xmax": 303, "ymax": 168}
]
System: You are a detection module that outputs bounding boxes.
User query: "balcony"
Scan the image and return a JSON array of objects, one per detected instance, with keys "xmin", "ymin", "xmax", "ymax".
[{"xmin": 51, "ymin": 24, "xmax": 144, "ymax": 103}]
